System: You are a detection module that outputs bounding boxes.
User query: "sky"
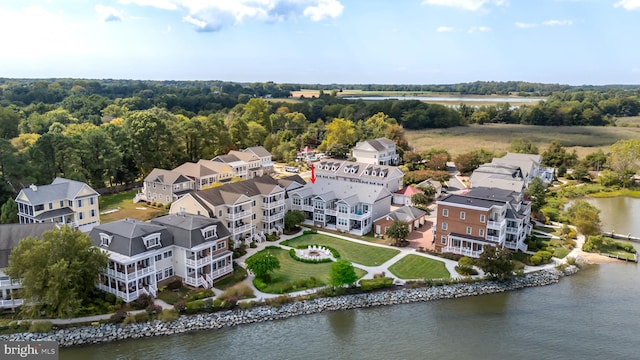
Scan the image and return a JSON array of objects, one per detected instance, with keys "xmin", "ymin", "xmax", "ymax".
[{"xmin": 1, "ymin": 0, "xmax": 640, "ymax": 85}]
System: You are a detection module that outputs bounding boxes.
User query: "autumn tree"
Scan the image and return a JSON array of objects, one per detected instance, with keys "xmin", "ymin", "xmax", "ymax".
[
  {"xmin": 6, "ymin": 226, "xmax": 109, "ymax": 318},
  {"xmin": 318, "ymin": 118, "xmax": 356, "ymax": 158}
]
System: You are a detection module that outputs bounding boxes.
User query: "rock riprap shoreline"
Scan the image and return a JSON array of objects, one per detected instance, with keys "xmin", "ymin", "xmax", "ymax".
[{"xmin": 1, "ymin": 267, "xmax": 578, "ymax": 347}]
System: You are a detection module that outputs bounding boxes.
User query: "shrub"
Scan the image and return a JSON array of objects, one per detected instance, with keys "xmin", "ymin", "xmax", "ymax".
[
  {"xmin": 173, "ymin": 300, "xmax": 186, "ymax": 313},
  {"xmin": 303, "ymin": 229, "xmax": 317, "ymax": 235},
  {"xmin": 159, "ymin": 309, "xmax": 179, "ymax": 322},
  {"xmin": 360, "ymin": 277, "xmax": 394, "ymax": 291},
  {"xmin": 122, "ymin": 315, "xmax": 137, "ymax": 326},
  {"xmin": 29, "ymin": 321, "xmax": 52, "ymax": 333},
  {"xmin": 202, "ymin": 299, "xmax": 214, "ymax": 312},
  {"xmin": 566, "ymin": 257, "xmax": 577, "ymax": 265},
  {"xmin": 530, "ymin": 255, "xmax": 542, "ymax": 266},
  {"xmin": 134, "ymin": 293, "xmax": 154, "ymax": 310},
  {"xmin": 146, "ymin": 304, "xmax": 163, "ymax": 318},
  {"xmin": 109, "ymin": 309, "xmax": 128, "ymax": 324},
  {"xmin": 535, "ymin": 250, "xmax": 554, "ymax": 263},
  {"xmin": 458, "ymin": 256, "xmax": 474, "ymax": 267},
  {"xmin": 455, "ymin": 265, "xmax": 478, "ymax": 276},
  {"xmin": 264, "ymin": 295, "xmax": 291, "ymax": 307},
  {"xmin": 249, "ymin": 241, "xmax": 257, "ymax": 248},
  {"xmin": 187, "ymin": 289, "xmax": 214, "ymax": 301},
  {"xmin": 238, "ymin": 301, "xmax": 254, "ymax": 310},
  {"xmin": 220, "ymin": 283, "xmax": 254, "ymax": 301},
  {"xmin": 105, "ymin": 292, "xmax": 117, "ymax": 304},
  {"xmin": 134, "ymin": 312, "xmax": 150, "ymax": 322},
  {"xmin": 266, "ymin": 233, "xmax": 280, "ymax": 241},
  {"xmin": 185, "ymin": 300, "xmax": 204, "ymax": 314}
]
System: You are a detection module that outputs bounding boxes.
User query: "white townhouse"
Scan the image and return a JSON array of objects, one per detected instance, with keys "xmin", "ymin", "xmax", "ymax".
[
  {"xmin": 351, "ymin": 137, "xmax": 400, "ymax": 166},
  {"xmin": 243, "ymin": 146, "xmax": 274, "ymax": 175},
  {"xmin": 212, "ymin": 151, "xmax": 263, "ymax": 179},
  {"xmin": 313, "ymin": 160, "xmax": 404, "ymax": 193},
  {"xmin": 90, "ymin": 214, "xmax": 232, "ymax": 302},
  {"xmin": 15, "ymin": 178, "xmax": 100, "ymax": 232}
]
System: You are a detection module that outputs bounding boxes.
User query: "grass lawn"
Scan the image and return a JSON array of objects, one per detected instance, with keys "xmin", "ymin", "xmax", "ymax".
[
  {"xmin": 281, "ymin": 233, "xmax": 400, "ymax": 266},
  {"xmin": 406, "ymin": 124, "xmax": 640, "ymax": 158},
  {"xmin": 387, "ymin": 254, "xmax": 450, "ymax": 280},
  {"xmin": 214, "ymin": 265, "xmax": 248, "ymax": 290},
  {"xmin": 99, "ymin": 190, "xmax": 167, "ymax": 223},
  {"xmin": 157, "ymin": 286, "xmax": 190, "ymax": 305},
  {"xmin": 251, "ymin": 247, "xmax": 367, "ymax": 293}
]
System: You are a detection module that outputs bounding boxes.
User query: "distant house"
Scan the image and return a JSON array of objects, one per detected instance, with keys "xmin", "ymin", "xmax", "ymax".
[
  {"xmin": 91, "ymin": 214, "xmax": 232, "ymax": 302},
  {"xmin": 393, "ymin": 186, "xmax": 424, "ymax": 206},
  {"xmin": 352, "ymin": 137, "xmax": 399, "ymax": 166},
  {"xmin": 212, "ymin": 151, "xmax": 264, "ymax": 179},
  {"xmin": 469, "ymin": 163, "xmax": 526, "ymax": 193},
  {"xmin": 0, "ymin": 223, "xmax": 57, "ymax": 309},
  {"xmin": 138, "ymin": 168, "xmax": 194, "ymax": 205},
  {"xmin": 373, "ymin": 206, "xmax": 427, "ymax": 236},
  {"xmin": 314, "ymin": 160, "xmax": 404, "ymax": 193},
  {"xmin": 416, "ymin": 178, "xmax": 443, "ymax": 198},
  {"xmin": 243, "ymin": 146, "xmax": 274, "ymax": 175},
  {"xmin": 15, "ymin": 178, "xmax": 100, "ymax": 232}
]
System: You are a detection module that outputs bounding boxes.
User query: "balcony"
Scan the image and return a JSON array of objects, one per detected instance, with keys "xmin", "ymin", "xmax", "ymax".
[
  {"xmin": 325, "ymin": 208, "xmax": 337, "ymax": 216},
  {"xmin": 487, "ymin": 219, "xmax": 506, "ymax": 230},
  {"xmin": 186, "ymin": 254, "xmax": 214, "ymax": 268},
  {"xmin": 263, "ymin": 212, "xmax": 284, "ymax": 222},
  {"xmin": 262, "ymin": 199, "xmax": 284, "ymax": 210},
  {"xmin": 485, "ymin": 234, "xmax": 503, "ymax": 243},
  {"xmin": 350, "ymin": 211, "xmax": 371, "ymax": 220},
  {"xmin": 0, "ymin": 298, "xmax": 24, "ymax": 308},
  {"xmin": 226, "ymin": 210, "xmax": 251, "ymax": 221},
  {"xmin": 97, "ymin": 284, "xmax": 142, "ymax": 303},
  {"xmin": 105, "ymin": 266, "xmax": 155, "ymax": 281},
  {"xmin": 443, "ymin": 246, "xmax": 481, "ymax": 258},
  {"xmin": 506, "ymin": 227, "xmax": 520, "ymax": 235},
  {"xmin": 0, "ymin": 279, "xmax": 21, "ymax": 288},
  {"xmin": 230, "ymin": 223, "xmax": 253, "ymax": 234}
]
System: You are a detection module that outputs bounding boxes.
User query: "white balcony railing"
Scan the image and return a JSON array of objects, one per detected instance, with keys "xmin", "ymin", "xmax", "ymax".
[
  {"xmin": 262, "ymin": 199, "xmax": 284, "ymax": 210},
  {"xmin": 506, "ymin": 227, "xmax": 520, "ymax": 235},
  {"xmin": 105, "ymin": 266, "xmax": 155, "ymax": 281},
  {"xmin": 0, "ymin": 279, "xmax": 21, "ymax": 288},
  {"xmin": 226, "ymin": 210, "xmax": 251, "ymax": 221},
  {"xmin": 487, "ymin": 219, "xmax": 506, "ymax": 229},
  {"xmin": 325, "ymin": 209, "xmax": 337, "ymax": 216},
  {"xmin": 230, "ymin": 224, "xmax": 253, "ymax": 234},
  {"xmin": 263, "ymin": 212, "xmax": 284, "ymax": 222},
  {"xmin": 350, "ymin": 212, "xmax": 371, "ymax": 220},
  {"xmin": 0, "ymin": 298, "xmax": 24, "ymax": 308},
  {"xmin": 97, "ymin": 284, "xmax": 141, "ymax": 303},
  {"xmin": 443, "ymin": 246, "xmax": 481, "ymax": 258},
  {"xmin": 485, "ymin": 235, "xmax": 503, "ymax": 243},
  {"xmin": 186, "ymin": 255, "xmax": 213, "ymax": 268},
  {"xmin": 184, "ymin": 276, "xmax": 198, "ymax": 287}
]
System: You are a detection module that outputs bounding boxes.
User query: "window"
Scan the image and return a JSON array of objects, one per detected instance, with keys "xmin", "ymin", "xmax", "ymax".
[
  {"xmin": 143, "ymin": 233, "xmax": 162, "ymax": 249},
  {"xmin": 480, "ymin": 214, "xmax": 486, "ymax": 223},
  {"xmin": 441, "ymin": 236, "xmax": 447, "ymax": 245},
  {"xmin": 60, "ymin": 200, "xmax": 64, "ymax": 208},
  {"xmin": 48, "ymin": 202, "xmax": 52, "ymax": 210},
  {"xmin": 91, "ymin": 209, "xmax": 96, "ymax": 217},
  {"xmin": 77, "ymin": 199, "xmax": 83, "ymax": 207},
  {"xmin": 68, "ymin": 200, "xmax": 73, "ymax": 207},
  {"xmin": 253, "ymin": 214, "xmax": 256, "ymax": 220},
  {"xmin": 293, "ymin": 198, "xmax": 301, "ymax": 205},
  {"xmin": 338, "ymin": 218, "xmax": 348, "ymax": 226},
  {"xmin": 314, "ymin": 213, "xmax": 324, "ymax": 222},
  {"xmin": 252, "ymin": 200, "xmax": 256, "ymax": 206},
  {"xmin": 201, "ymin": 225, "xmax": 218, "ymax": 240},
  {"xmin": 164, "ymin": 250, "xmax": 173, "ymax": 258},
  {"xmin": 441, "ymin": 222, "xmax": 448, "ymax": 230},
  {"xmin": 167, "ymin": 195, "xmax": 170, "ymax": 202},
  {"xmin": 460, "ymin": 211, "xmax": 465, "ymax": 220},
  {"xmin": 442, "ymin": 208, "xmax": 448, "ymax": 217},
  {"xmin": 479, "ymin": 229, "xmax": 485, "ymax": 237},
  {"xmin": 162, "ymin": 185, "xmax": 166, "ymax": 190},
  {"xmin": 78, "ymin": 212, "xmax": 84, "ymax": 220},
  {"xmin": 90, "ymin": 197, "xmax": 95, "ymax": 205},
  {"xmin": 164, "ymin": 267, "xmax": 174, "ymax": 278},
  {"xmin": 217, "ymin": 242, "xmax": 225, "ymax": 250},
  {"xmin": 99, "ymin": 233, "xmax": 112, "ymax": 247},
  {"xmin": 155, "ymin": 254, "xmax": 162, "ymax": 261},
  {"xmin": 466, "ymin": 226, "xmax": 472, "ymax": 234},
  {"xmin": 156, "ymin": 272, "xmax": 162, "ymax": 281}
]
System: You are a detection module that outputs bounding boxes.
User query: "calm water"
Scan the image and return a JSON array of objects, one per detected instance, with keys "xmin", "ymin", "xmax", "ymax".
[
  {"xmin": 586, "ymin": 196, "xmax": 640, "ymax": 235},
  {"xmin": 343, "ymin": 96, "xmax": 544, "ymax": 102},
  {"xmin": 60, "ymin": 197, "xmax": 640, "ymax": 360},
  {"xmin": 61, "ymin": 260, "xmax": 640, "ymax": 360}
]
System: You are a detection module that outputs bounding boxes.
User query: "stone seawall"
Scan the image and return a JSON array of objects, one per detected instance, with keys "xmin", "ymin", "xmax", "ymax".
[{"xmin": 1, "ymin": 267, "xmax": 578, "ymax": 347}]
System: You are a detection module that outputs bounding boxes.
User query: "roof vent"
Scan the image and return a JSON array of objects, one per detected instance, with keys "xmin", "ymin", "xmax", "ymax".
[{"xmin": 29, "ymin": 184, "xmax": 37, "ymax": 191}]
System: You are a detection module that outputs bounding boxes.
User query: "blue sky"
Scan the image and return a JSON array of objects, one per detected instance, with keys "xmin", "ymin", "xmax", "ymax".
[{"xmin": 1, "ymin": 0, "xmax": 639, "ymax": 85}]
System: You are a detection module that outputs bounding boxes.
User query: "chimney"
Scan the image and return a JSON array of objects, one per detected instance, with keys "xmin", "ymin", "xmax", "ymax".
[{"xmin": 29, "ymin": 184, "xmax": 37, "ymax": 192}]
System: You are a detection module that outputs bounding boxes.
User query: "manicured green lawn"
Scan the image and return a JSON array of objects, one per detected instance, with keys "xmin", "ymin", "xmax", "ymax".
[
  {"xmin": 388, "ymin": 254, "xmax": 450, "ymax": 280},
  {"xmin": 249, "ymin": 247, "xmax": 366, "ymax": 294},
  {"xmin": 214, "ymin": 264, "xmax": 248, "ymax": 290},
  {"xmin": 281, "ymin": 233, "xmax": 400, "ymax": 266},
  {"xmin": 99, "ymin": 190, "xmax": 167, "ymax": 223}
]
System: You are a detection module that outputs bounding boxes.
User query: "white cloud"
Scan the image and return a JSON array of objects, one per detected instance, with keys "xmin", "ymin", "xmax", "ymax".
[
  {"xmin": 422, "ymin": 0, "xmax": 507, "ymax": 12},
  {"xmin": 436, "ymin": 26, "xmax": 456, "ymax": 32},
  {"xmin": 542, "ymin": 19, "xmax": 573, "ymax": 26},
  {"xmin": 118, "ymin": 0, "xmax": 344, "ymax": 31},
  {"xmin": 96, "ymin": 5, "xmax": 123, "ymax": 22},
  {"xmin": 515, "ymin": 22, "xmax": 537, "ymax": 28},
  {"xmin": 614, "ymin": 0, "xmax": 640, "ymax": 10},
  {"xmin": 467, "ymin": 26, "xmax": 491, "ymax": 33}
]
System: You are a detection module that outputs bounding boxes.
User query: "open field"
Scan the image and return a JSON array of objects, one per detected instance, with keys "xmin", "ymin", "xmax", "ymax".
[
  {"xmin": 615, "ymin": 116, "xmax": 640, "ymax": 127},
  {"xmin": 99, "ymin": 190, "xmax": 167, "ymax": 223},
  {"xmin": 387, "ymin": 254, "xmax": 450, "ymax": 280},
  {"xmin": 281, "ymin": 233, "xmax": 400, "ymax": 266},
  {"xmin": 406, "ymin": 124, "xmax": 640, "ymax": 158}
]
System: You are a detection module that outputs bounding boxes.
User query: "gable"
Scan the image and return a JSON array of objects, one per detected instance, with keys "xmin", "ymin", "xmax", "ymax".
[
  {"xmin": 76, "ymin": 184, "xmax": 98, "ymax": 198},
  {"xmin": 16, "ymin": 191, "xmax": 28, "ymax": 202}
]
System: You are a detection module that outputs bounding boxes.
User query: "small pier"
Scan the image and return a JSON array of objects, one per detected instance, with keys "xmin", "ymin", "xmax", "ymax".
[{"xmin": 602, "ymin": 232, "xmax": 640, "ymax": 243}]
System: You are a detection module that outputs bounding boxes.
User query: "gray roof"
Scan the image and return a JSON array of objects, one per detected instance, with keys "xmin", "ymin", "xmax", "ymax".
[
  {"xmin": 465, "ymin": 187, "xmax": 518, "ymax": 203},
  {"xmin": 151, "ymin": 213, "xmax": 230, "ymax": 249},
  {"xmin": 193, "ymin": 175, "xmax": 284, "ymax": 208},
  {"xmin": 0, "ymin": 223, "xmax": 57, "ymax": 268},
  {"xmin": 213, "ymin": 154, "xmax": 241, "ymax": 163},
  {"xmin": 90, "ymin": 219, "xmax": 173, "ymax": 257},
  {"xmin": 144, "ymin": 168, "xmax": 192, "ymax": 185},
  {"xmin": 356, "ymin": 137, "xmax": 395, "ymax": 152},
  {"xmin": 34, "ymin": 207, "xmax": 74, "ymax": 221},
  {"xmin": 290, "ymin": 178, "xmax": 392, "ymax": 205},
  {"xmin": 438, "ymin": 187, "xmax": 520, "ymax": 210},
  {"xmin": 492, "ymin": 153, "xmax": 541, "ymax": 178},
  {"xmin": 244, "ymin": 146, "xmax": 271, "ymax": 158},
  {"xmin": 315, "ymin": 160, "xmax": 404, "ymax": 181},
  {"xmin": 17, "ymin": 177, "xmax": 98, "ymax": 205},
  {"xmin": 437, "ymin": 194, "xmax": 506, "ymax": 210}
]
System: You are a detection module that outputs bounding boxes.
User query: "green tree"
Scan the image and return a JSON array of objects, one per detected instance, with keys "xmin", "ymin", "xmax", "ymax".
[
  {"xmin": 0, "ymin": 198, "xmax": 18, "ymax": 224},
  {"xmin": 229, "ymin": 117, "xmax": 250, "ymax": 149},
  {"xmin": 0, "ymin": 106, "xmax": 21, "ymax": 139},
  {"xmin": 5, "ymin": 226, "xmax": 109, "ymax": 318},
  {"xmin": 411, "ymin": 192, "xmax": 431, "ymax": 207},
  {"xmin": 124, "ymin": 108, "xmax": 173, "ymax": 174},
  {"xmin": 524, "ymin": 177, "xmax": 547, "ymax": 213},
  {"xmin": 242, "ymin": 98, "xmax": 271, "ymax": 131},
  {"xmin": 476, "ymin": 246, "xmax": 514, "ymax": 281},
  {"xmin": 542, "ymin": 141, "xmax": 577, "ymax": 168},
  {"xmin": 509, "ymin": 139, "xmax": 539, "ymax": 154},
  {"xmin": 318, "ymin": 118, "xmax": 356, "ymax": 158},
  {"xmin": 329, "ymin": 259, "xmax": 358, "ymax": 287},
  {"xmin": 387, "ymin": 220, "xmax": 410, "ymax": 247},
  {"xmin": 246, "ymin": 251, "xmax": 280, "ymax": 281},
  {"xmin": 566, "ymin": 200, "xmax": 601, "ymax": 236},
  {"xmin": 608, "ymin": 139, "xmax": 640, "ymax": 187},
  {"xmin": 284, "ymin": 210, "xmax": 305, "ymax": 232},
  {"xmin": 571, "ymin": 164, "xmax": 589, "ymax": 182}
]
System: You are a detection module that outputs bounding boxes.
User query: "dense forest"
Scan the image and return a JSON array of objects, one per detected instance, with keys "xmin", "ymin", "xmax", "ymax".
[{"xmin": 1, "ymin": 78, "xmax": 640, "ymax": 208}]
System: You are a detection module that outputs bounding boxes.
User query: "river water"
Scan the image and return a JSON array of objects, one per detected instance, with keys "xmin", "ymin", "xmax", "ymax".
[
  {"xmin": 60, "ymin": 197, "xmax": 640, "ymax": 360},
  {"xmin": 586, "ymin": 196, "xmax": 640, "ymax": 236},
  {"xmin": 343, "ymin": 96, "xmax": 544, "ymax": 103}
]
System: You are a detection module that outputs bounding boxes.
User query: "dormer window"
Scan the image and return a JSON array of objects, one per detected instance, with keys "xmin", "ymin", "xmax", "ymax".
[
  {"xmin": 201, "ymin": 225, "xmax": 218, "ymax": 240},
  {"xmin": 372, "ymin": 170, "xmax": 377, "ymax": 176},
  {"xmin": 332, "ymin": 166, "xmax": 337, "ymax": 171},
  {"xmin": 344, "ymin": 167, "xmax": 349, "ymax": 173},
  {"xmin": 351, "ymin": 168, "xmax": 356, "ymax": 173},
  {"xmin": 143, "ymin": 233, "xmax": 162, "ymax": 249},
  {"xmin": 379, "ymin": 171, "xmax": 385, "ymax": 177},
  {"xmin": 99, "ymin": 233, "xmax": 112, "ymax": 247},
  {"xmin": 364, "ymin": 170, "xmax": 369, "ymax": 175}
]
